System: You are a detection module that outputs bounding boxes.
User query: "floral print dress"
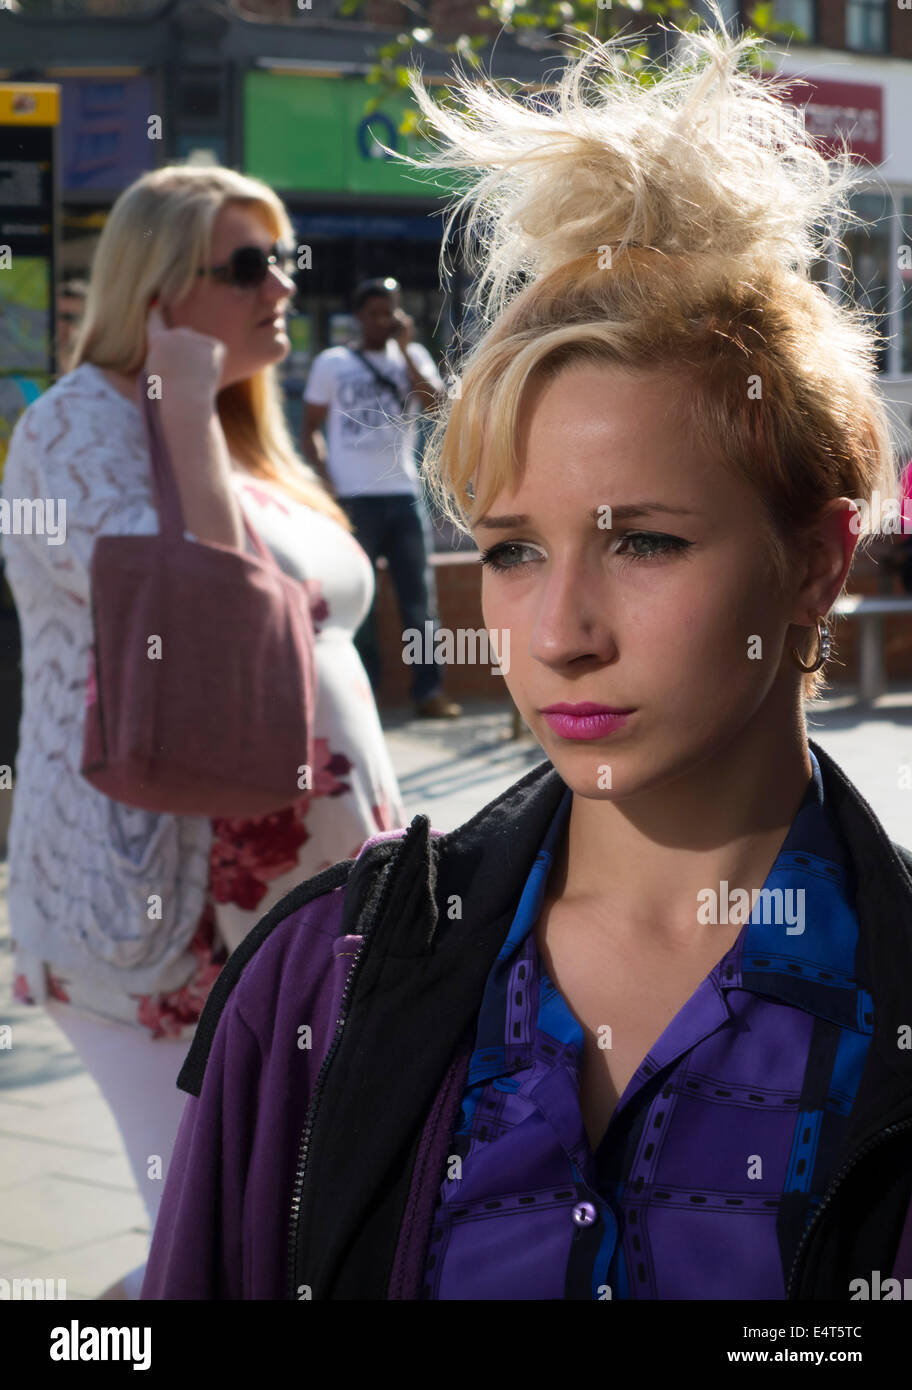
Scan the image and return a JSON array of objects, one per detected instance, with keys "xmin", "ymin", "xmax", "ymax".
[{"xmin": 10, "ymin": 409, "xmax": 406, "ymax": 1039}]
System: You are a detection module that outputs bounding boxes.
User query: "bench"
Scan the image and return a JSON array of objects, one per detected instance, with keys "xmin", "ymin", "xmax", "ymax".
[{"xmin": 833, "ymin": 593, "xmax": 912, "ymax": 700}]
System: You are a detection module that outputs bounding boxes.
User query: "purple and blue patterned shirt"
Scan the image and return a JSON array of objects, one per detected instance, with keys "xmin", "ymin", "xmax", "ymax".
[{"xmin": 422, "ymin": 749, "xmax": 873, "ymax": 1299}]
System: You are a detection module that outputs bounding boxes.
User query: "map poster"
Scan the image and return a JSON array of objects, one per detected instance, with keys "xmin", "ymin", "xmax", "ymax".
[{"xmin": 0, "ymin": 85, "xmax": 60, "ymax": 482}]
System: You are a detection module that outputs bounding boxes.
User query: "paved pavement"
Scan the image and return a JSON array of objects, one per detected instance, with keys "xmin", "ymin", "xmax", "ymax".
[{"xmin": 1, "ymin": 690, "xmax": 910, "ymax": 1299}]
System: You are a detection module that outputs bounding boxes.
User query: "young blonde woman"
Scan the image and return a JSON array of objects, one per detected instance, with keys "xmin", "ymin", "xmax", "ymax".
[
  {"xmin": 143, "ymin": 18, "xmax": 912, "ymax": 1301},
  {"xmin": 1, "ymin": 166, "xmax": 405, "ymax": 1299}
]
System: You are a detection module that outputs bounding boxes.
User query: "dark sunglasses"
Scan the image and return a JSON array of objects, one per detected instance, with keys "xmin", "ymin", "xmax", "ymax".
[{"xmin": 197, "ymin": 242, "xmax": 297, "ymax": 289}]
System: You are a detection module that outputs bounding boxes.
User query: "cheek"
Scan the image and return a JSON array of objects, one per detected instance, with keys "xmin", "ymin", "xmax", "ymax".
[
  {"xmin": 185, "ymin": 290, "xmax": 249, "ymax": 348},
  {"xmin": 213, "ymin": 299, "xmax": 250, "ymax": 346},
  {"xmin": 705, "ymin": 578, "xmax": 781, "ymax": 668},
  {"xmin": 172, "ymin": 284, "xmax": 215, "ymax": 330},
  {"xmin": 480, "ymin": 579, "xmax": 498, "ymax": 648},
  {"xmin": 643, "ymin": 565, "xmax": 785, "ymax": 719},
  {"xmin": 628, "ymin": 588, "xmax": 785, "ymax": 727},
  {"xmin": 480, "ymin": 578, "xmax": 525, "ymax": 678},
  {"xmin": 480, "ymin": 576, "xmax": 525, "ymax": 648}
]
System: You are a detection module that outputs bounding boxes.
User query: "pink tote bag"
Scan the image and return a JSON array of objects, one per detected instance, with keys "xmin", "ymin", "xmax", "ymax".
[{"xmin": 80, "ymin": 378, "xmax": 316, "ymax": 818}]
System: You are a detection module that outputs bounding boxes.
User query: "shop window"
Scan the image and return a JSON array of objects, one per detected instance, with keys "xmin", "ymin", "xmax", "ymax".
[
  {"xmin": 845, "ymin": 0, "xmax": 887, "ymax": 53},
  {"xmin": 767, "ymin": 0, "xmax": 816, "ymax": 43},
  {"xmin": 177, "ymin": 69, "xmax": 225, "ymax": 124},
  {"xmin": 839, "ymin": 190, "xmax": 892, "ymax": 374},
  {"xmin": 899, "ymin": 197, "xmax": 912, "ymax": 377}
]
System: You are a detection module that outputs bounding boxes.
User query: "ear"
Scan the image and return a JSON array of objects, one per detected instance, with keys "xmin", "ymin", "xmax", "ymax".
[{"xmin": 789, "ymin": 498, "xmax": 860, "ymax": 625}]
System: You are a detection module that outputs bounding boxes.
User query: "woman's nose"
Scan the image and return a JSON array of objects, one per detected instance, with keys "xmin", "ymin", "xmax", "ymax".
[
  {"xmin": 265, "ymin": 266, "xmax": 296, "ymax": 299},
  {"xmin": 528, "ymin": 567, "xmax": 617, "ymax": 668}
]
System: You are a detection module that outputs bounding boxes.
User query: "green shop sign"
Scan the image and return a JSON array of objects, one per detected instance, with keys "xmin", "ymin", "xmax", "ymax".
[{"xmin": 244, "ymin": 71, "xmax": 455, "ymax": 197}]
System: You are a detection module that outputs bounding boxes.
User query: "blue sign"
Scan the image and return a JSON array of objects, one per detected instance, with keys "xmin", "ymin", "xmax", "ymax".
[
  {"xmin": 356, "ymin": 113, "xmax": 397, "ymax": 162},
  {"xmin": 293, "ymin": 210, "xmax": 443, "ymax": 242},
  {"xmin": 59, "ymin": 76, "xmax": 156, "ymax": 193}
]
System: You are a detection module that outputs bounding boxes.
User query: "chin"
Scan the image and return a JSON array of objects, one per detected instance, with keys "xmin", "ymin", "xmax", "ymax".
[
  {"xmin": 546, "ymin": 747, "xmax": 627, "ymax": 799},
  {"xmin": 536, "ymin": 721, "xmax": 649, "ymax": 799},
  {"xmin": 267, "ymin": 334, "xmax": 291, "ymax": 362},
  {"xmin": 231, "ymin": 345, "xmax": 288, "ymax": 381}
]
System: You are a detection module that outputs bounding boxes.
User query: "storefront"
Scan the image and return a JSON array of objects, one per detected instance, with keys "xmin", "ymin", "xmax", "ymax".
[
  {"xmin": 774, "ymin": 54, "xmax": 912, "ymax": 441},
  {"xmin": 0, "ymin": 81, "xmax": 61, "ymax": 771},
  {"xmin": 0, "ymin": 82, "xmax": 59, "ymax": 472},
  {"xmin": 50, "ymin": 70, "xmax": 158, "ymax": 280},
  {"xmin": 242, "ymin": 66, "xmax": 464, "ymax": 432}
]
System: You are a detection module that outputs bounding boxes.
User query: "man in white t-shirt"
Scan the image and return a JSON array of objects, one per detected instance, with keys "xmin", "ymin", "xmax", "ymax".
[{"xmin": 301, "ymin": 277, "xmax": 462, "ymax": 718}]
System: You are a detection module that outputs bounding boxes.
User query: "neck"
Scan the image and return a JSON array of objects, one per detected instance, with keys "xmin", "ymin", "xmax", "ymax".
[
  {"xmin": 548, "ymin": 685, "xmax": 813, "ymax": 941},
  {"xmin": 98, "ymin": 366, "xmax": 141, "ymax": 402}
]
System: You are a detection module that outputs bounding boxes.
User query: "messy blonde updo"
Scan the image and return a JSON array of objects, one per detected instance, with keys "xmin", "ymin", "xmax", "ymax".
[{"xmin": 394, "ymin": 12, "xmax": 898, "ymax": 698}]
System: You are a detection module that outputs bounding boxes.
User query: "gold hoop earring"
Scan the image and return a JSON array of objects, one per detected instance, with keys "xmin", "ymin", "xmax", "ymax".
[{"xmin": 792, "ymin": 618, "xmax": 831, "ymax": 674}]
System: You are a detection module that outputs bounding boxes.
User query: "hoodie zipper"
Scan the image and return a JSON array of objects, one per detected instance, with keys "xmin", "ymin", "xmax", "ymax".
[
  {"xmin": 785, "ymin": 1117, "xmax": 912, "ymax": 1299},
  {"xmin": 286, "ymin": 856, "xmax": 399, "ymax": 1301}
]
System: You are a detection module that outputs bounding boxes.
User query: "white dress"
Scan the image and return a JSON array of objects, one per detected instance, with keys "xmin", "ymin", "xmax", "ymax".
[{"xmin": 1, "ymin": 362, "xmax": 406, "ymax": 1038}]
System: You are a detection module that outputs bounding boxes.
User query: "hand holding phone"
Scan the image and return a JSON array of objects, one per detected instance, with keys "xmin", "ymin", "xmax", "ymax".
[
  {"xmin": 390, "ymin": 308, "xmax": 414, "ymax": 349},
  {"xmin": 143, "ymin": 303, "xmax": 227, "ymax": 412},
  {"xmin": 141, "ymin": 304, "xmax": 244, "ymax": 550}
]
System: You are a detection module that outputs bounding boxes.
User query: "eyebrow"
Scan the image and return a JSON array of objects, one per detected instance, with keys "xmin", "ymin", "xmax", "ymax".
[{"xmin": 474, "ymin": 502, "xmax": 700, "ymax": 529}]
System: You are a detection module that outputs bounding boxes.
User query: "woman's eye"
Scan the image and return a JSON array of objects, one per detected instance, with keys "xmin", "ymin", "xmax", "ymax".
[
  {"xmin": 615, "ymin": 532, "xmax": 692, "ymax": 561},
  {"xmin": 478, "ymin": 542, "xmax": 540, "ymax": 573},
  {"xmin": 478, "ymin": 532, "xmax": 692, "ymax": 573}
]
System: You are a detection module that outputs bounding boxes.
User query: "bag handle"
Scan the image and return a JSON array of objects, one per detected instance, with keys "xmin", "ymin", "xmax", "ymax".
[{"xmin": 135, "ymin": 375, "xmax": 277, "ymax": 568}]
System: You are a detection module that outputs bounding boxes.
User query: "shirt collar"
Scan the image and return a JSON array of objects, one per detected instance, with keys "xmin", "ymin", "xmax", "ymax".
[
  {"xmin": 723, "ymin": 749, "xmax": 869, "ymax": 1032},
  {"xmin": 468, "ymin": 749, "xmax": 868, "ymax": 1088}
]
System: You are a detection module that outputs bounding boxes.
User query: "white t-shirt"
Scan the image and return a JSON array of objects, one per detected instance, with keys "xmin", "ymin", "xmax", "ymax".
[{"xmin": 303, "ymin": 340, "xmax": 444, "ymax": 498}]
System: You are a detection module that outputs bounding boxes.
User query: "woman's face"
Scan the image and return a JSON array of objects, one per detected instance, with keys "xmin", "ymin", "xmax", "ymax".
[
  {"xmin": 473, "ymin": 362, "xmax": 855, "ymax": 800},
  {"xmin": 163, "ymin": 202, "xmax": 295, "ymax": 386}
]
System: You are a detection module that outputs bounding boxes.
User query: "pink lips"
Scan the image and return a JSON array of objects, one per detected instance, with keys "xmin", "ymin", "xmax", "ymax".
[{"xmin": 539, "ymin": 702, "xmax": 634, "ymax": 740}]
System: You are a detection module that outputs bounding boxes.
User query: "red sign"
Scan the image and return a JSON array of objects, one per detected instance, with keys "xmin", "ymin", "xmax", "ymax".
[{"xmin": 781, "ymin": 76, "xmax": 883, "ymax": 165}]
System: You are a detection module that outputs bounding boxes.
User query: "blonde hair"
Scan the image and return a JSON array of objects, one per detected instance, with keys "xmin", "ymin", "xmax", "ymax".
[
  {"xmin": 70, "ymin": 164, "xmax": 351, "ymax": 531},
  {"xmin": 392, "ymin": 9, "xmax": 898, "ymax": 698}
]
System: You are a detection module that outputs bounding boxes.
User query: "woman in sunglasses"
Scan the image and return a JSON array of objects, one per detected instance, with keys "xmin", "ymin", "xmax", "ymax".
[
  {"xmin": 0, "ymin": 165, "xmax": 405, "ymax": 1298},
  {"xmin": 143, "ymin": 16, "xmax": 912, "ymax": 1303}
]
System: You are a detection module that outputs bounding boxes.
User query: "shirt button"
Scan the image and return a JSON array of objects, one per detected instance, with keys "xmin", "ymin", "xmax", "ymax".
[{"xmin": 572, "ymin": 1201, "xmax": 598, "ymax": 1228}]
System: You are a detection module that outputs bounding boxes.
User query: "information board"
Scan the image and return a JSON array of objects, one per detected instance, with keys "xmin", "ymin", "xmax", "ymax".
[{"xmin": 0, "ymin": 84, "xmax": 60, "ymax": 479}]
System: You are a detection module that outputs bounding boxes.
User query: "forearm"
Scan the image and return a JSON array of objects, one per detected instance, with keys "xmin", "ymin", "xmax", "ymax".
[
  {"xmin": 402, "ymin": 348, "xmax": 443, "ymax": 412},
  {"xmin": 160, "ymin": 408, "xmax": 245, "ymax": 550}
]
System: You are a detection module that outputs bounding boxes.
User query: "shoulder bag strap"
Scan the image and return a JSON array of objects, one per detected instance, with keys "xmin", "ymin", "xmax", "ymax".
[{"xmin": 347, "ymin": 347, "xmax": 410, "ymax": 413}]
